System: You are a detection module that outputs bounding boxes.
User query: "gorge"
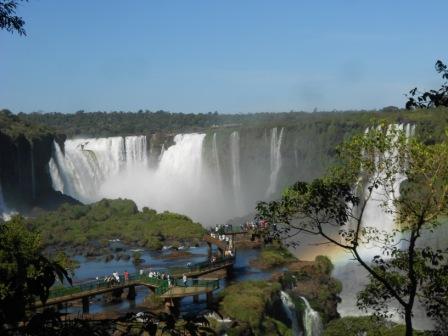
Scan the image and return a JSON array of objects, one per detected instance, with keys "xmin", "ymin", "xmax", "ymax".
[{"xmin": 43, "ymin": 118, "xmax": 370, "ymax": 225}]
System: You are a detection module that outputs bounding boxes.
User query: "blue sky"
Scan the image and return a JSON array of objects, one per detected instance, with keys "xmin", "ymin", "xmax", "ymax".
[{"xmin": 1, "ymin": 0, "xmax": 447, "ymax": 113}]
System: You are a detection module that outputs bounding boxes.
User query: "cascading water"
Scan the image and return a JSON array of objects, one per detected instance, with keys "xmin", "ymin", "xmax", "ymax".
[
  {"xmin": 280, "ymin": 291, "xmax": 302, "ymax": 336},
  {"xmin": 300, "ymin": 297, "xmax": 323, "ymax": 336},
  {"xmin": 156, "ymin": 134, "xmax": 205, "ymax": 193},
  {"xmin": 212, "ymin": 133, "xmax": 223, "ymax": 190},
  {"xmin": 158, "ymin": 144, "xmax": 165, "ymax": 161},
  {"xmin": 333, "ymin": 124, "xmax": 435, "ymax": 329},
  {"xmin": 125, "ymin": 136, "xmax": 148, "ymax": 168},
  {"xmin": 266, "ymin": 127, "xmax": 284, "ymax": 197},
  {"xmin": 49, "ymin": 136, "xmax": 148, "ymax": 202},
  {"xmin": 230, "ymin": 131, "xmax": 243, "ymax": 214}
]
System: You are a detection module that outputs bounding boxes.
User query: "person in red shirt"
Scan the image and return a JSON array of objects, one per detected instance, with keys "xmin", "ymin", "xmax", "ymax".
[{"xmin": 124, "ymin": 270, "xmax": 129, "ymax": 282}]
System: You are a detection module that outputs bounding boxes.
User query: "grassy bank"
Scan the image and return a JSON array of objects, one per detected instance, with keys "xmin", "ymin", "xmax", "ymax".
[
  {"xmin": 218, "ymin": 280, "xmax": 291, "ymax": 336},
  {"xmin": 251, "ymin": 243, "xmax": 297, "ymax": 269}
]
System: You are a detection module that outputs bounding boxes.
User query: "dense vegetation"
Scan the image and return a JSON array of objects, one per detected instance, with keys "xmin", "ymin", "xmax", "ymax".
[
  {"xmin": 281, "ymin": 256, "xmax": 342, "ymax": 324},
  {"xmin": 324, "ymin": 316, "xmax": 427, "ymax": 336},
  {"xmin": 218, "ymin": 280, "xmax": 291, "ymax": 336},
  {"xmin": 0, "ymin": 216, "xmax": 70, "ymax": 328},
  {"xmin": 257, "ymin": 125, "xmax": 448, "ymax": 335},
  {"xmin": 16, "ymin": 107, "xmax": 448, "ymax": 141},
  {"xmin": 252, "ymin": 243, "xmax": 297, "ymax": 268},
  {"xmin": 29, "ymin": 199, "xmax": 205, "ymax": 250},
  {"xmin": 0, "ymin": 109, "xmax": 54, "ymax": 141}
]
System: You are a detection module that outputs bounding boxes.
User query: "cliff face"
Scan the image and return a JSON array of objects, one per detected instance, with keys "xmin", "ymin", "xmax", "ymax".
[{"xmin": 0, "ymin": 111, "xmax": 76, "ymax": 214}]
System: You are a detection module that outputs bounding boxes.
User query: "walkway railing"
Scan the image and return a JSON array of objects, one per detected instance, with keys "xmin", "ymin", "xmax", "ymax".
[
  {"xmin": 46, "ymin": 235, "xmax": 233, "ymax": 301},
  {"xmin": 48, "ymin": 274, "xmax": 221, "ymax": 300}
]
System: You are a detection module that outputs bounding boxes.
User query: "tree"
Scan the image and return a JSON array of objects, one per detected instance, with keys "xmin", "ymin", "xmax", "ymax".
[
  {"xmin": 0, "ymin": 216, "xmax": 71, "ymax": 329},
  {"xmin": 406, "ymin": 59, "xmax": 448, "ymax": 109},
  {"xmin": 0, "ymin": 1, "xmax": 27, "ymax": 35},
  {"xmin": 256, "ymin": 125, "xmax": 448, "ymax": 335}
]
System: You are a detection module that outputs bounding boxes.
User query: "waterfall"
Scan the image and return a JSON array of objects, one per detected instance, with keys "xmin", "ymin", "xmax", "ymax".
[
  {"xmin": 335, "ymin": 123, "xmax": 425, "ymax": 323},
  {"xmin": 212, "ymin": 133, "xmax": 223, "ymax": 189},
  {"xmin": 158, "ymin": 144, "xmax": 165, "ymax": 161},
  {"xmin": 156, "ymin": 134, "xmax": 205, "ymax": 193},
  {"xmin": 280, "ymin": 291, "xmax": 302, "ymax": 336},
  {"xmin": 49, "ymin": 133, "xmax": 232, "ymax": 224},
  {"xmin": 294, "ymin": 150, "xmax": 299, "ymax": 168},
  {"xmin": 49, "ymin": 136, "xmax": 148, "ymax": 202},
  {"xmin": 125, "ymin": 136, "xmax": 148, "ymax": 168},
  {"xmin": 300, "ymin": 297, "xmax": 323, "ymax": 336},
  {"xmin": 48, "ymin": 157, "xmax": 64, "ymax": 192},
  {"xmin": 266, "ymin": 127, "xmax": 285, "ymax": 197},
  {"xmin": 230, "ymin": 131, "xmax": 242, "ymax": 213},
  {"xmin": 0, "ymin": 180, "xmax": 15, "ymax": 221},
  {"xmin": 358, "ymin": 123, "xmax": 414, "ymax": 254}
]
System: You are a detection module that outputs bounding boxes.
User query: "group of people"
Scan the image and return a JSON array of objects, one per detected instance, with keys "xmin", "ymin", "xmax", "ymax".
[
  {"xmin": 98, "ymin": 270, "xmax": 130, "ymax": 288},
  {"xmin": 241, "ymin": 218, "xmax": 269, "ymax": 231},
  {"xmin": 138, "ymin": 269, "xmax": 189, "ymax": 287},
  {"xmin": 210, "ymin": 223, "xmax": 234, "ymax": 235}
]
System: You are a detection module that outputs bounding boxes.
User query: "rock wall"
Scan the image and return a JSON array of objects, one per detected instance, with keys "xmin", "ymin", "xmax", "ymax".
[{"xmin": 0, "ymin": 130, "xmax": 75, "ymax": 214}]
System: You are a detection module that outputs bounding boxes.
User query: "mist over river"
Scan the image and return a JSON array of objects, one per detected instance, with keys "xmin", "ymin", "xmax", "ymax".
[
  {"xmin": 17, "ymin": 122, "xmax": 443, "ymax": 330},
  {"xmin": 48, "ymin": 128, "xmax": 324, "ymax": 225}
]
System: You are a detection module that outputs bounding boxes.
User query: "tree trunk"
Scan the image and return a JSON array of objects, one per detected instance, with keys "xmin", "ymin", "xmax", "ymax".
[{"xmin": 405, "ymin": 307, "xmax": 413, "ymax": 336}]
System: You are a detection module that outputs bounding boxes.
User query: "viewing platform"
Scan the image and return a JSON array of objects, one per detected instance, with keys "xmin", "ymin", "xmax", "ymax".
[{"xmin": 34, "ymin": 233, "xmax": 234, "ymax": 313}]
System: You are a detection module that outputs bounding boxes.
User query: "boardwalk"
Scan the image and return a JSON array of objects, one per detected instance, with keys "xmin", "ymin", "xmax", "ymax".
[{"xmin": 34, "ymin": 233, "xmax": 234, "ymax": 312}]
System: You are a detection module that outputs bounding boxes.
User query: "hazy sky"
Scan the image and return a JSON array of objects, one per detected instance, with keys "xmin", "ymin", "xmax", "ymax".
[{"xmin": 1, "ymin": 0, "xmax": 447, "ymax": 113}]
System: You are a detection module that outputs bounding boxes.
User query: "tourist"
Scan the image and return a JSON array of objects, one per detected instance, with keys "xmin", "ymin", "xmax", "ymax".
[
  {"xmin": 182, "ymin": 274, "xmax": 187, "ymax": 287},
  {"xmin": 124, "ymin": 270, "xmax": 129, "ymax": 282},
  {"xmin": 113, "ymin": 271, "xmax": 120, "ymax": 283}
]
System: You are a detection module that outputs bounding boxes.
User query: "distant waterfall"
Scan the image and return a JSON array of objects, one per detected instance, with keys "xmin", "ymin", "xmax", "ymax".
[
  {"xmin": 49, "ymin": 136, "xmax": 149, "ymax": 202},
  {"xmin": 212, "ymin": 133, "xmax": 223, "ymax": 189},
  {"xmin": 280, "ymin": 291, "xmax": 302, "ymax": 336},
  {"xmin": 300, "ymin": 297, "xmax": 323, "ymax": 336},
  {"xmin": 230, "ymin": 131, "xmax": 242, "ymax": 213},
  {"xmin": 49, "ymin": 133, "xmax": 233, "ymax": 224},
  {"xmin": 358, "ymin": 123, "xmax": 415, "ymax": 254},
  {"xmin": 336, "ymin": 124, "xmax": 419, "ymax": 321},
  {"xmin": 266, "ymin": 127, "xmax": 284, "ymax": 197},
  {"xmin": 157, "ymin": 134, "xmax": 205, "ymax": 193},
  {"xmin": 125, "ymin": 136, "xmax": 148, "ymax": 168},
  {"xmin": 158, "ymin": 144, "xmax": 165, "ymax": 161}
]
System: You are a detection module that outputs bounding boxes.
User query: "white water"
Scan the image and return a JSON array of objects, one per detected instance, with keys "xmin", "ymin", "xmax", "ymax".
[
  {"xmin": 49, "ymin": 136, "xmax": 148, "ymax": 202},
  {"xmin": 51, "ymin": 133, "xmax": 242, "ymax": 224},
  {"xmin": 334, "ymin": 124, "xmax": 435, "ymax": 329},
  {"xmin": 158, "ymin": 144, "xmax": 165, "ymax": 161},
  {"xmin": 266, "ymin": 127, "xmax": 285, "ymax": 197},
  {"xmin": 212, "ymin": 132, "xmax": 223, "ymax": 191},
  {"xmin": 300, "ymin": 297, "xmax": 323, "ymax": 336},
  {"xmin": 230, "ymin": 131, "xmax": 243, "ymax": 214},
  {"xmin": 280, "ymin": 291, "xmax": 302, "ymax": 336},
  {"xmin": 0, "ymin": 180, "xmax": 15, "ymax": 221}
]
